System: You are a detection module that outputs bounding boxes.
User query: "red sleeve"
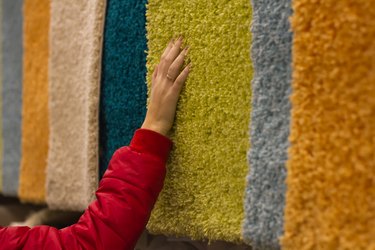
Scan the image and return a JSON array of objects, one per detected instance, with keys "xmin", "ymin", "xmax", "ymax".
[{"xmin": 0, "ymin": 129, "xmax": 172, "ymax": 250}]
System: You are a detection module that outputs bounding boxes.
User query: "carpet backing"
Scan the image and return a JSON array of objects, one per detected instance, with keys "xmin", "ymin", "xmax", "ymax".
[
  {"xmin": 146, "ymin": 0, "xmax": 252, "ymax": 242},
  {"xmin": 99, "ymin": 0, "xmax": 148, "ymax": 178},
  {"xmin": 242, "ymin": 0, "xmax": 292, "ymax": 249},
  {"xmin": 1, "ymin": 0, "xmax": 23, "ymax": 197},
  {"xmin": 18, "ymin": 0, "xmax": 49, "ymax": 204},
  {"xmin": 47, "ymin": 0, "xmax": 106, "ymax": 211},
  {"xmin": 281, "ymin": 1, "xmax": 375, "ymax": 249}
]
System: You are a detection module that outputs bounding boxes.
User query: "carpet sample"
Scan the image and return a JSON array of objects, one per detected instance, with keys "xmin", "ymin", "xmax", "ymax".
[
  {"xmin": 1, "ymin": 0, "xmax": 23, "ymax": 197},
  {"xmin": 242, "ymin": 0, "xmax": 292, "ymax": 249},
  {"xmin": 18, "ymin": 0, "xmax": 49, "ymax": 204},
  {"xmin": 47, "ymin": 0, "xmax": 106, "ymax": 211},
  {"xmin": 99, "ymin": 0, "xmax": 148, "ymax": 178},
  {"xmin": 146, "ymin": 0, "xmax": 252, "ymax": 242},
  {"xmin": 281, "ymin": 1, "xmax": 375, "ymax": 249}
]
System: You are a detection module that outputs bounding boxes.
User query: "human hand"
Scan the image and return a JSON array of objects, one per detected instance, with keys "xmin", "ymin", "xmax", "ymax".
[{"xmin": 141, "ymin": 37, "xmax": 191, "ymax": 136}]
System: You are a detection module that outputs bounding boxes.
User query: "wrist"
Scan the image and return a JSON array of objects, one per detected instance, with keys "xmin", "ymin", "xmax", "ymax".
[
  {"xmin": 130, "ymin": 129, "xmax": 173, "ymax": 162},
  {"xmin": 141, "ymin": 121, "xmax": 169, "ymax": 136}
]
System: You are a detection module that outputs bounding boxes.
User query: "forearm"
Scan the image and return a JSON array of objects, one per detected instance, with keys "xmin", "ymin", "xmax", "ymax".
[
  {"xmin": 0, "ymin": 37, "xmax": 188, "ymax": 250},
  {"xmin": 0, "ymin": 129, "xmax": 172, "ymax": 250},
  {"xmin": 63, "ymin": 129, "xmax": 172, "ymax": 249}
]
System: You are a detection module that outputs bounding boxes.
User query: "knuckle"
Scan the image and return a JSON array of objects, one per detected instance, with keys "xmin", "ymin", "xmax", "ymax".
[
  {"xmin": 165, "ymin": 55, "xmax": 173, "ymax": 63},
  {"xmin": 168, "ymin": 65, "xmax": 178, "ymax": 73},
  {"xmin": 174, "ymin": 78, "xmax": 182, "ymax": 86},
  {"xmin": 178, "ymin": 52, "xmax": 185, "ymax": 59},
  {"xmin": 161, "ymin": 54, "xmax": 169, "ymax": 61}
]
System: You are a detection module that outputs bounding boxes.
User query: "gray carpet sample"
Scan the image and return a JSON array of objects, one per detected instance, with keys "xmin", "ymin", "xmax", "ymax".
[
  {"xmin": 2, "ymin": 0, "xmax": 23, "ymax": 196},
  {"xmin": 243, "ymin": 0, "xmax": 292, "ymax": 249}
]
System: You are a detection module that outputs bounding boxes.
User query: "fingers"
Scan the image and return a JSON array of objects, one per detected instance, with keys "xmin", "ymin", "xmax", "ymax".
[
  {"xmin": 158, "ymin": 37, "xmax": 190, "ymax": 93},
  {"xmin": 160, "ymin": 37, "xmax": 183, "ymax": 73},
  {"xmin": 173, "ymin": 64, "xmax": 191, "ymax": 94},
  {"xmin": 167, "ymin": 47, "xmax": 189, "ymax": 81},
  {"xmin": 166, "ymin": 37, "xmax": 183, "ymax": 64},
  {"xmin": 160, "ymin": 39, "xmax": 174, "ymax": 60}
]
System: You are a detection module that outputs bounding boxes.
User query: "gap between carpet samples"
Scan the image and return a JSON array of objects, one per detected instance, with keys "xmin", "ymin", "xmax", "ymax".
[
  {"xmin": 281, "ymin": 0, "xmax": 375, "ymax": 249},
  {"xmin": 46, "ymin": 0, "xmax": 106, "ymax": 211},
  {"xmin": 242, "ymin": 0, "xmax": 292, "ymax": 249},
  {"xmin": 146, "ymin": 0, "xmax": 252, "ymax": 242},
  {"xmin": 18, "ymin": 0, "xmax": 50, "ymax": 204},
  {"xmin": 99, "ymin": 0, "xmax": 148, "ymax": 179},
  {"xmin": 1, "ymin": 0, "xmax": 23, "ymax": 197}
]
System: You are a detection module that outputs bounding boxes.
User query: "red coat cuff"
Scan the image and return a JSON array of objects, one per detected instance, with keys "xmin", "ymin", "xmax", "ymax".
[{"xmin": 129, "ymin": 129, "xmax": 173, "ymax": 162}]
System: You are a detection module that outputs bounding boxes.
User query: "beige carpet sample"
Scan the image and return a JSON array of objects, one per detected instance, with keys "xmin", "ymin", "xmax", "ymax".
[{"xmin": 46, "ymin": 0, "xmax": 106, "ymax": 211}]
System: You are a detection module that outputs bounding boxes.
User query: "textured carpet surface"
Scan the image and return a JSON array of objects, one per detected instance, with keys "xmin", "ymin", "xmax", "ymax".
[
  {"xmin": 146, "ymin": 0, "xmax": 252, "ymax": 242},
  {"xmin": 281, "ymin": 1, "xmax": 375, "ymax": 249},
  {"xmin": 47, "ymin": 0, "xmax": 106, "ymax": 211},
  {"xmin": 99, "ymin": 0, "xmax": 148, "ymax": 178},
  {"xmin": 243, "ymin": 0, "xmax": 292, "ymax": 249},
  {"xmin": 18, "ymin": 0, "xmax": 49, "ymax": 204},
  {"xmin": 2, "ymin": 0, "xmax": 23, "ymax": 197}
]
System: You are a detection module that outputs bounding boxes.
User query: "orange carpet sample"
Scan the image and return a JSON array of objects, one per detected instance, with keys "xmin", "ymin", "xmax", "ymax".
[
  {"xmin": 282, "ymin": 0, "xmax": 375, "ymax": 249},
  {"xmin": 18, "ymin": 0, "xmax": 49, "ymax": 203}
]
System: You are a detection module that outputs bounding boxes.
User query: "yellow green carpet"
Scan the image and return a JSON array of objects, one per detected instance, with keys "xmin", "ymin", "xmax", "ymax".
[
  {"xmin": 282, "ymin": 0, "xmax": 375, "ymax": 249},
  {"xmin": 146, "ymin": 0, "xmax": 252, "ymax": 242},
  {"xmin": 18, "ymin": 0, "xmax": 49, "ymax": 204}
]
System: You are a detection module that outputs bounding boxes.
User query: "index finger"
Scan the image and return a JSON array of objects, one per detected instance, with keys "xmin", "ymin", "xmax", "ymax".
[{"xmin": 160, "ymin": 39, "xmax": 174, "ymax": 60}]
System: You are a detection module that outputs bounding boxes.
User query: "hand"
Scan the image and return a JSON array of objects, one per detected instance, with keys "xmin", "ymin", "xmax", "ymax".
[{"xmin": 141, "ymin": 37, "xmax": 191, "ymax": 136}]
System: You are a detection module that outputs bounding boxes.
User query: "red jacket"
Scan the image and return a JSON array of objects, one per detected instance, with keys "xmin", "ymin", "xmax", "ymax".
[{"xmin": 0, "ymin": 129, "xmax": 172, "ymax": 250}]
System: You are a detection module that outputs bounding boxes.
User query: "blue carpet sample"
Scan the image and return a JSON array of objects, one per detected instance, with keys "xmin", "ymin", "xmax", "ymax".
[
  {"xmin": 243, "ymin": 0, "xmax": 292, "ymax": 249},
  {"xmin": 99, "ymin": 0, "xmax": 148, "ymax": 177},
  {"xmin": 1, "ymin": 0, "xmax": 23, "ymax": 196}
]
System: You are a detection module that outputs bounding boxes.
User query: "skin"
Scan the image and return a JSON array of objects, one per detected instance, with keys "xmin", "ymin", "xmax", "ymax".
[{"xmin": 142, "ymin": 37, "xmax": 191, "ymax": 136}]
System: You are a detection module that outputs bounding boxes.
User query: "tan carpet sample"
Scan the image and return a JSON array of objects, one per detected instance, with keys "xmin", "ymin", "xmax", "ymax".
[
  {"xmin": 281, "ymin": 0, "xmax": 375, "ymax": 249},
  {"xmin": 18, "ymin": 0, "xmax": 50, "ymax": 204},
  {"xmin": 46, "ymin": 0, "xmax": 106, "ymax": 211}
]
